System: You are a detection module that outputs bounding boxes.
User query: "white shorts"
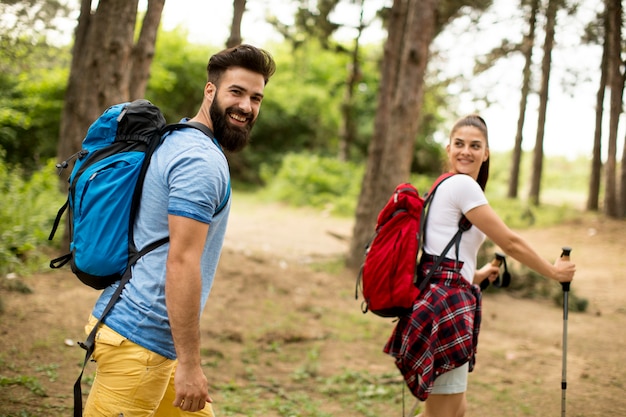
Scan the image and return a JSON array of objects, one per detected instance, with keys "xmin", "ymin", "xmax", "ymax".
[{"xmin": 430, "ymin": 362, "xmax": 469, "ymax": 395}]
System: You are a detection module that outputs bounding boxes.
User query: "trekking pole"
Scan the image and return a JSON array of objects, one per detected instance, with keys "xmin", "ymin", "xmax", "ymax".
[{"xmin": 560, "ymin": 246, "xmax": 572, "ymax": 417}]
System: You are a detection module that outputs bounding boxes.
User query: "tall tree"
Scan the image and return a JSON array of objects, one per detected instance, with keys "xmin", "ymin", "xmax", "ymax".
[
  {"xmin": 269, "ymin": 0, "xmax": 382, "ymax": 162},
  {"xmin": 57, "ymin": 0, "xmax": 164, "ymax": 167},
  {"xmin": 586, "ymin": 6, "xmax": 608, "ymax": 211},
  {"xmin": 507, "ymin": 0, "xmax": 539, "ymax": 199},
  {"xmin": 0, "ymin": 0, "xmax": 73, "ymax": 169},
  {"xmin": 56, "ymin": 0, "xmax": 164, "ymax": 247},
  {"xmin": 346, "ymin": 0, "xmax": 491, "ymax": 268},
  {"xmin": 347, "ymin": 0, "xmax": 435, "ymax": 268},
  {"xmin": 338, "ymin": 0, "xmax": 365, "ymax": 161},
  {"xmin": 227, "ymin": 0, "xmax": 246, "ymax": 48},
  {"xmin": 129, "ymin": 0, "xmax": 166, "ymax": 99},
  {"xmin": 528, "ymin": 0, "xmax": 558, "ymax": 206},
  {"xmin": 603, "ymin": 0, "xmax": 622, "ymax": 218}
]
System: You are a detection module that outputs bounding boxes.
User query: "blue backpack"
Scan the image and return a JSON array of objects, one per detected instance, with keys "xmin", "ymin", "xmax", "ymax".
[
  {"xmin": 49, "ymin": 99, "xmax": 229, "ymax": 288},
  {"xmin": 48, "ymin": 99, "xmax": 230, "ymax": 417}
]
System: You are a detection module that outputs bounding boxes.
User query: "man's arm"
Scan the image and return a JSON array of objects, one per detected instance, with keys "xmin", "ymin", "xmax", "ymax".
[{"xmin": 166, "ymin": 214, "xmax": 212, "ymax": 412}]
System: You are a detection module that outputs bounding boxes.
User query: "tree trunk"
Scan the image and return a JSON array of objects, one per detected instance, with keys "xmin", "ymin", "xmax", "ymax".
[
  {"xmin": 586, "ymin": 4, "xmax": 608, "ymax": 212},
  {"xmin": 129, "ymin": 0, "xmax": 165, "ymax": 100},
  {"xmin": 603, "ymin": 0, "xmax": 622, "ymax": 218},
  {"xmin": 58, "ymin": 0, "xmax": 139, "ymax": 162},
  {"xmin": 57, "ymin": 0, "xmax": 162, "ymax": 248},
  {"xmin": 347, "ymin": 0, "xmax": 436, "ymax": 268},
  {"xmin": 338, "ymin": 0, "xmax": 364, "ymax": 162},
  {"xmin": 528, "ymin": 0, "xmax": 557, "ymax": 206},
  {"xmin": 620, "ymin": 123, "xmax": 626, "ymax": 217},
  {"xmin": 56, "ymin": 0, "xmax": 96, "ymax": 166},
  {"xmin": 508, "ymin": 0, "xmax": 538, "ymax": 199},
  {"xmin": 227, "ymin": 0, "xmax": 246, "ymax": 48}
]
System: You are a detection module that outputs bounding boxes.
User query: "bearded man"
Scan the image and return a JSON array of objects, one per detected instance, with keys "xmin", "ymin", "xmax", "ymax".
[{"xmin": 82, "ymin": 44, "xmax": 276, "ymax": 417}]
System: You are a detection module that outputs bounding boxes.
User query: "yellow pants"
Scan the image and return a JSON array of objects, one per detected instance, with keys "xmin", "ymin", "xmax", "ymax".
[{"xmin": 83, "ymin": 315, "xmax": 215, "ymax": 417}]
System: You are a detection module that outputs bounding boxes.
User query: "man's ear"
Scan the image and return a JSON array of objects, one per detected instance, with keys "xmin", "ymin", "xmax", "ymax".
[{"xmin": 204, "ymin": 82, "xmax": 216, "ymax": 100}]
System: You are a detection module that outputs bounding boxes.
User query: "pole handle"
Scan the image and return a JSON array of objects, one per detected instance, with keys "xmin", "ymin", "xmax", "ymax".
[
  {"xmin": 560, "ymin": 246, "xmax": 572, "ymax": 292},
  {"xmin": 480, "ymin": 252, "xmax": 506, "ymax": 290}
]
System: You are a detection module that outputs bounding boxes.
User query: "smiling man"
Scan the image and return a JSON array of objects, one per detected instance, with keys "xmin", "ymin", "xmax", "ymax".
[{"xmin": 83, "ymin": 45, "xmax": 276, "ymax": 417}]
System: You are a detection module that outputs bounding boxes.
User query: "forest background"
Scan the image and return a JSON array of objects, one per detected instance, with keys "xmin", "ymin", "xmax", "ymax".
[
  {"xmin": 2, "ymin": 0, "xmax": 625, "ymax": 271},
  {"xmin": 1, "ymin": 0, "xmax": 626, "ymax": 415}
]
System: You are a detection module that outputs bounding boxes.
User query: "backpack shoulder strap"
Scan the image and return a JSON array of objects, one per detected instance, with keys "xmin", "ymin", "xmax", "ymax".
[
  {"xmin": 163, "ymin": 120, "xmax": 214, "ymax": 139},
  {"xmin": 165, "ymin": 120, "xmax": 215, "ymax": 139},
  {"xmin": 420, "ymin": 173, "xmax": 468, "ymax": 249},
  {"xmin": 416, "ymin": 173, "xmax": 473, "ymax": 291},
  {"xmin": 183, "ymin": 121, "xmax": 215, "ymax": 138},
  {"xmin": 73, "ymin": 263, "xmax": 138, "ymax": 417},
  {"xmin": 161, "ymin": 121, "xmax": 230, "ymax": 215}
]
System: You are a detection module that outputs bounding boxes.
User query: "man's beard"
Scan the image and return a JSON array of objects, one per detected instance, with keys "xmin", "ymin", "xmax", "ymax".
[{"xmin": 210, "ymin": 98, "xmax": 255, "ymax": 153}]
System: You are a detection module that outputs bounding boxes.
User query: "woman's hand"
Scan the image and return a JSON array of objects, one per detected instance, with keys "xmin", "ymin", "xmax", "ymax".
[
  {"xmin": 552, "ymin": 257, "xmax": 576, "ymax": 283},
  {"xmin": 474, "ymin": 263, "xmax": 500, "ymax": 286}
]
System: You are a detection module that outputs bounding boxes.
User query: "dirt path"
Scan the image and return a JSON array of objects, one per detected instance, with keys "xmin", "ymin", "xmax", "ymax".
[
  {"xmin": 1, "ymin": 199, "xmax": 625, "ymax": 416},
  {"xmin": 210, "ymin": 200, "xmax": 626, "ymax": 416}
]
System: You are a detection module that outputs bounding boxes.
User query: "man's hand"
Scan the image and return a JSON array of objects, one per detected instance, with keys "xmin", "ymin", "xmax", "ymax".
[{"xmin": 173, "ymin": 362, "xmax": 212, "ymax": 412}]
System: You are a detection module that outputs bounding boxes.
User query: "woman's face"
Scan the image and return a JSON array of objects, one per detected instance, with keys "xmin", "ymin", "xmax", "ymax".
[{"xmin": 446, "ymin": 126, "xmax": 489, "ymax": 180}]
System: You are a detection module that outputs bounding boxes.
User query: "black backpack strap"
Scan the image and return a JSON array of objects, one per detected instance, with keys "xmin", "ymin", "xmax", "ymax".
[
  {"xmin": 163, "ymin": 120, "xmax": 215, "ymax": 139},
  {"xmin": 48, "ymin": 198, "xmax": 69, "ymax": 241},
  {"xmin": 415, "ymin": 174, "xmax": 473, "ymax": 291},
  {"xmin": 161, "ymin": 121, "xmax": 230, "ymax": 215},
  {"xmin": 50, "ymin": 253, "xmax": 72, "ymax": 269},
  {"xmin": 73, "ymin": 266, "xmax": 131, "ymax": 417},
  {"xmin": 73, "ymin": 235, "xmax": 169, "ymax": 417},
  {"xmin": 415, "ymin": 223, "xmax": 466, "ymax": 292},
  {"xmin": 182, "ymin": 121, "xmax": 215, "ymax": 138}
]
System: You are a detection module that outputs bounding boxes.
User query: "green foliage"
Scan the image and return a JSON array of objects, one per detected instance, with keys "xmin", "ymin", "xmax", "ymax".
[
  {"xmin": 0, "ymin": 154, "xmax": 65, "ymax": 276},
  {"xmin": 0, "ymin": 375, "xmax": 46, "ymax": 397},
  {"xmin": 0, "ymin": 43, "xmax": 69, "ymax": 172},
  {"xmin": 234, "ymin": 41, "xmax": 357, "ymax": 181},
  {"xmin": 0, "ymin": 1, "xmax": 75, "ymax": 50},
  {"xmin": 0, "ymin": 19, "xmax": 447, "ymax": 184},
  {"xmin": 260, "ymin": 153, "xmax": 364, "ymax": 217},
  {"xmin": 214, "ymin": 369, "xmax": 400, "ymax": 417},
  {"xmin": 487, "ymin": 196, "xmax": 581, "ymax": 229},
  {"xmin": 488, "ymin": 151, "xmax": 590, "ymax": 205},
  {"xmin": 146, "ymin": 34, "xmax": 386, "ymax": 184},
  {"xmin": 146, "ymin": 27, "xmax": 213, "ymax": 121},
  {"xmin": 260, "ymin": 150, "xmax": 588, "ymax": 228}
]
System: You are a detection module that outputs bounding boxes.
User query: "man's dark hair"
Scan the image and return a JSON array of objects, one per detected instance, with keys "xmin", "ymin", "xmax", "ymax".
[{"xmin": 207, "ymin": 44, "xmax": 276, "ymax": 86}]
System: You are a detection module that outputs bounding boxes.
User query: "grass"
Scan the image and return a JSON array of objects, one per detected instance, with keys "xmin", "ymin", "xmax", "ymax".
[
  {"xmin": 0, "ymin": 152, "xmax": 598, "ymax": 416},
  {"xmin": 212, "ymin": 368, "xmax": 403, "ymax": 417}
]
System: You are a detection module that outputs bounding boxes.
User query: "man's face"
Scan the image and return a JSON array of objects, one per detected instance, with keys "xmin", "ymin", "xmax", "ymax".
[{"xmin": 210, "ymin": 67, "xmax": 266, "ymax": 152}]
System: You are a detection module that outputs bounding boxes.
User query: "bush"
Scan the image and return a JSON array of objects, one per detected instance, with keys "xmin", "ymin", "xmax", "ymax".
[
  {"xmin": 0, "ymin": 154, "xmax": 65, "ymax": 276},
  {"xmin": 260, "ymin": 153, "xmax": 364, "ymax": 217}
]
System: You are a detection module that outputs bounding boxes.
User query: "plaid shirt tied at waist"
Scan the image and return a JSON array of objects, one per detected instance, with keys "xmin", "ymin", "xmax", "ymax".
[{"xmin": 383, "ymin": 255, "xmax": 482, "ymax": 401}]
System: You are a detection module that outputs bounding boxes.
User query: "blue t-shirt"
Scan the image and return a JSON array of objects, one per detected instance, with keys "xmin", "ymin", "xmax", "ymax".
[{"xmin": 92, "ymin": 124, "xmax": 231, "ymax": 359}]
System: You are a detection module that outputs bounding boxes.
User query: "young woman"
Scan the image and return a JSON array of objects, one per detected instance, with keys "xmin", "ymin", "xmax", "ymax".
[{"xmin": 384, "ymin": 114, "xmax": 576, "ymax": 417}]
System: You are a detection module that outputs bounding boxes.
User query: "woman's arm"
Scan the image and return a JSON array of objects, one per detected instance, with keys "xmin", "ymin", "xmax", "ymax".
[{"xmin": 464, "ymin": 204, "xmax": 575, "ymax": 283}]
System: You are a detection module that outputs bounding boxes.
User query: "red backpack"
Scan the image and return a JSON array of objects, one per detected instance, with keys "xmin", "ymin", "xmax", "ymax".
[{"xmin": 356, "ymin": 173, "xmax": 471, "ymax": 317}]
